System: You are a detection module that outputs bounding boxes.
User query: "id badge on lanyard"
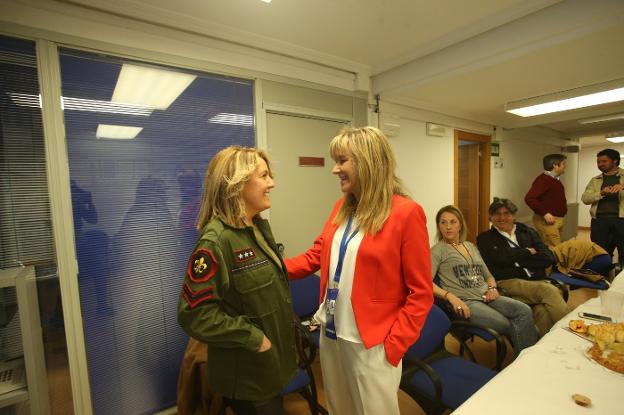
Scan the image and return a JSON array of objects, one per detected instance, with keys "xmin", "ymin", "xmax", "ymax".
[
  {"xmin": 324, "ymin": 288, "xmax": 339, "ymax": 339},
  {"xmin": 324, "ymin": 215, "xmax": 358, "ymax": 340}
]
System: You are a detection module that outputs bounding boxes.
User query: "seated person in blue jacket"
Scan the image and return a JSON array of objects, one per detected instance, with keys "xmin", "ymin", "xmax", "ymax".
[
  {"xmin": 432, "ymin": 205, "xmax": 538, "ymax": 354},
  {"xmin": 476, "ymin": 198, "xmax": 567, "ymax": 337}
]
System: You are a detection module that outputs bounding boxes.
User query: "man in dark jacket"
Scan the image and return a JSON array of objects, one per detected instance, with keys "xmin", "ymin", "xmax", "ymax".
[{"xmin": 477, "ymin": 197, "xmax": 567, "ymax": 336}]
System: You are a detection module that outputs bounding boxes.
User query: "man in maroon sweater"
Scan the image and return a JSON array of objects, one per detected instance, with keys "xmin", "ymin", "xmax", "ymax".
[{"xmin": 525, "ymin": 154, "xmax": 567, "ymax": 247}]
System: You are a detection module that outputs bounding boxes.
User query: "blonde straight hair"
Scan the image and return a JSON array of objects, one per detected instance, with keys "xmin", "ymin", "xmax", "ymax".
[
  {"xmin": 330, "ymin": 126, "xmax": 407, "ymax": 235},
  {"xmin": 435, "ymin": 205, "xmax": 468, "ymax": 242},
  {"xmin": 196, "ymin": 146, "xmax": 271, "ymax": 230}
]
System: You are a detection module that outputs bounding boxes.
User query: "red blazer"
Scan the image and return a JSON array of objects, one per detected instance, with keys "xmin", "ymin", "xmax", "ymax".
[{"xmin": 285, "ymin": 195, "xmax": 433, "ymax": 366}]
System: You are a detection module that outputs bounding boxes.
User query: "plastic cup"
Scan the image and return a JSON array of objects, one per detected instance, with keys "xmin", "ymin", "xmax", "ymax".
[{"xmin": 599, "ymin": 290, "xmax": 624, "ymax": 320}]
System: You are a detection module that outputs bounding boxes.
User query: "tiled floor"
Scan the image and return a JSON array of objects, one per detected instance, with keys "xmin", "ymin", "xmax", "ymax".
[
  {"xmin": 281, "ymin": 284, "xmax": 598, "ymax": 415},
  {"xmin": 41, "ymin": 228, "xmax": 607, "ymax": 415},
  {"xmin": 41, "ymin": 283, "xmax": 597, "ymax": 415}
]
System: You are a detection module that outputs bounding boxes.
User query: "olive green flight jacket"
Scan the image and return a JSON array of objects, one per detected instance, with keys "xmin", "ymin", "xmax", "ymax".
[{"xmin": 178, "ymin": 217, "xmax": 297, "ymax": 401}]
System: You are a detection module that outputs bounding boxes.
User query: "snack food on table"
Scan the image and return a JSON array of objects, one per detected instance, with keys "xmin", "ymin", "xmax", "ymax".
[
  {"xmin": 587, "ymin": 343, "xmax": 624, "ymax": 374},
  {"xmin": 572, "ymin": 320, "xmax": 624, "ymax": 374},
  {"xmin": 587, "ymin": 322, "xmax": 624, "ymax": 348},
  {"xmin": 572, "ymin": 393, "xmax": 591, "ymax": 407},
  {"xmin": 569, "ymin": 319, "xmax": 587, "ymax": 333}
]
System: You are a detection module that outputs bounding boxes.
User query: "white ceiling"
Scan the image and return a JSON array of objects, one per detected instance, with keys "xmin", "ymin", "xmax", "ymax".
[{"xmin": 64, "ymin": 0, "xmax": 624, "ymax": 146}]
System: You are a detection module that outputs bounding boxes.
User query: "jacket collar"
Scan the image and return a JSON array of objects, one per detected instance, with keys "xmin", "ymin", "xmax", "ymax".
[
  {"xmin": 490, "ymin": 221, "xmax": 529, "ymax": 234},
  {"xmin": 593, "ymin": 167, "xmax": 624, "ymax": 179}
]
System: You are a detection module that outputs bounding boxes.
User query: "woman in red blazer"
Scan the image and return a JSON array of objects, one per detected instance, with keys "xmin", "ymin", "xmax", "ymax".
[{"xmin": 285, "ymin": 126, "xmax": 433, "ymax": 415}]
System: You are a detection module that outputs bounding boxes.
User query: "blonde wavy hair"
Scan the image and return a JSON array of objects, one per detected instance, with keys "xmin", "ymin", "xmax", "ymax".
[
  {"xmin": 435, "ymin": 205, "xmax": 468, "ymax": 242},
  {"xmin": 196, "ymin": 146, "xmax": 272, "ymax": 230},
  {"xmin": 330, "ymin": 126, "xmax": 407, "ymax": 235}
]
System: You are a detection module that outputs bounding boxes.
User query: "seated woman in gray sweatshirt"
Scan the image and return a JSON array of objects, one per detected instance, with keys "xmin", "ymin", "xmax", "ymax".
[{"xmin": 430, "ymin": 205, "xmax": 538, "ymax": 354}]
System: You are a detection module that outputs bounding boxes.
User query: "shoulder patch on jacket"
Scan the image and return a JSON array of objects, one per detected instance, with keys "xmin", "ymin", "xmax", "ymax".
[
  {"xmin": 182, "ymin": 283, "xmax": 215, "ymax": 309},
  {"xmin": 187, "ymin": 248, "xmax": 217, "ymax": 282}
]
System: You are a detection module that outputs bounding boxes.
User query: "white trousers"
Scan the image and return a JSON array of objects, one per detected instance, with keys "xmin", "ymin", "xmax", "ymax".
[{"xmin": 320, "ymin": 329, "xmax": 402, "ymax": 415}]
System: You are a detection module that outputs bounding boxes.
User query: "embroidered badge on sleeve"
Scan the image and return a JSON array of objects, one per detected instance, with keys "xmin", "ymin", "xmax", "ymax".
[
  {"xmin": 187, "ymin": 248, "xmax": 218, "ymax": 282},
  {"xmin": 234, "ymin": 247, "xmax": 257, "ymax": 262},
  {"xmin": 182, "ymin": 283, "xmax": 215, "ymax": 309}
]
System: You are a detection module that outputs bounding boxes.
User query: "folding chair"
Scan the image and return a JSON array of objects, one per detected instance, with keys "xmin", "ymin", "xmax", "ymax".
[
  {"xmin": 433, "ymin": 277, "xmax": 507, "ymax": 370},
  {"xmin": 289, "ymin": 273, "xmax": 321, "ymax": 347},
  {"xmin": 400, "ymin": 304, "xmax": 498, "ymax": 415},
  {"xmin": 549, "ymin": 272, "xmax": 609, "ymax": 290},
  {"xmin": 286, "ymin": 274, "xmax": 326, "ymax": 414}
]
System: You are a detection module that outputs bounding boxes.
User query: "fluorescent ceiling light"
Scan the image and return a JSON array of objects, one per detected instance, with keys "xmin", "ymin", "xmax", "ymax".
[
  {"xmin": 63, "ymin": 96, "xmax": 153, "ymax": 115},
  {"xmin": 606, "ymin": 136, "xmax": 624, "ymax": 143},
  {"xmin": 112, "ymin": 64, "xmax": 196, "ymax": 110},
  {"xmin": 507, "ymin": 87, "xmax": 624, "ymax": 117},
  {"xmin": 578, "ymin": 112, "xmax": 624, "ymax": 124},
  {"xmin": 8, "ymin": 92, "xmax": 41, "ymax": 108},
  {"xmin": 260, "ymin": 0, "xmax": 272, "ymax": 3},
  {"xmin": 7, "ymin": 93, "xmax": 153, "ymax": 115},
  {"xmin": 96, "ymin": 124, "xmax": 143, "ymax": 140},
  {"xmin": 505, "ymin": 79, "xmax": 624, "ymax": 117},
  {"xmin": 208, "ymin": 113, "xmax": 254, "ymax": 126}
]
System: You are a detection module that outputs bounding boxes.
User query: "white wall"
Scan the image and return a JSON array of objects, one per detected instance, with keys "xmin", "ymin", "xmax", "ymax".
[
  {"xmin": 380, "ymin": 101, "xmax": 494, "ymax": 243},
  {"xmin": 0, "ymin": 0, "xmax": 363, "ymax": 93},
  {"xmin": 491, "ymin": 128, "xmax": 576, "ymax": 223},
  {"xmin": 382, "ymin": 104, "xmax": 580, "ymax": 242},
  {"xmin": 390, "ymin": 117, "xmax": 455, "ymax": 243},
  {"xmin": 577, "ymin": 143, "xmax": 624, "ymax": 227}
]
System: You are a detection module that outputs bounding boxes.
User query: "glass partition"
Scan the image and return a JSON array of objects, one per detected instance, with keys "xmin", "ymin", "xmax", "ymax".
[{"xmin": 59, "ymin": 49, "xmax": 255, "ymax": 414}]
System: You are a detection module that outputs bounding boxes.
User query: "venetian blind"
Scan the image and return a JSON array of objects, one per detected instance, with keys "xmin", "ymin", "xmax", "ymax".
[
  {"xmin": 0, "ymin": 36, "xmax": 55, "ymax": 270},
  {"xmin": 59, "ymin": 48, "xmax": 255, "ymax": 414}
]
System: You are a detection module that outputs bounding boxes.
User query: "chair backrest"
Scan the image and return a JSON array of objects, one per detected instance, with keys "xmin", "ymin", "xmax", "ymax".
[
  {"xmin": 289, "ymin": 274, "xmax": 321, "ymax": 318},
  {"xmin": 405, "ymin": 304, "xmax": 451, "ymax": 360},
  {"xmin": 433, "ymin": 275, "xmax": 441, "ymax": 286}
]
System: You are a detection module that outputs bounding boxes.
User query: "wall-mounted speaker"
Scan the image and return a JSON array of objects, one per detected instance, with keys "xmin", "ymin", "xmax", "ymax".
[
  {"xmin": 562, "ymin": 145, "xmax": 580, "ymax": 153},
  {"xmin": 382, "ymin": 122, "xmax": 400, "ymax": 137},
  {"xmin": 426, "ymin": 122, "xmax": 448, "ymax": 137},
  {"xmin": 380, "ymin": 113, "xmax": 400, "ymax": 137}
]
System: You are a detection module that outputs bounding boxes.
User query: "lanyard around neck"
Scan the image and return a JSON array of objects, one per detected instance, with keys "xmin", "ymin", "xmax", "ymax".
[
  {"xmin": 332, "ymin": 215, "xmax": 359, "ymax": 284},
  {"xmin": 450, "ymin": 242, "xmax": 474, "ymax": 266}
]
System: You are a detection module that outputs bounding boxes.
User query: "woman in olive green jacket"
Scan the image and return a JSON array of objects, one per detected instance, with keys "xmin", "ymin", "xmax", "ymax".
[{"xmin": 178, "ymin": 146, "xmax": 296, "ymax": 415}]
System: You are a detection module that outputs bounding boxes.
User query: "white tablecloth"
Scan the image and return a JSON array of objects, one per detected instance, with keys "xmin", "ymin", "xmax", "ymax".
[
  {"xmin": 454, "ymin": 271, "xmax": 623, "ymax": 414},
  {"xmin": 609, "ymin": 270, "xmax": 624, "ymax": 293}
]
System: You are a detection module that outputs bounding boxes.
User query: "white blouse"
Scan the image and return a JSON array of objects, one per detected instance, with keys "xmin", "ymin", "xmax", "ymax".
[{"xmin": 313, "ymin": 219, "xmax": 364, "ymax": 343}]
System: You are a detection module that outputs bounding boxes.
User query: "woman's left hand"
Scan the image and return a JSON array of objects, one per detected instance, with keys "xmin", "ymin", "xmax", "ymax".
[{"xmin": 483, "ymin": 288, "xmax": 499, "ymax": 303}]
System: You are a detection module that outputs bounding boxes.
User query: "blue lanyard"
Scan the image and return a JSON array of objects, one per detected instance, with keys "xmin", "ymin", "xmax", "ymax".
[{"xmin": 332, "ymin": 215, "xmax": 359, "ymax": 284}]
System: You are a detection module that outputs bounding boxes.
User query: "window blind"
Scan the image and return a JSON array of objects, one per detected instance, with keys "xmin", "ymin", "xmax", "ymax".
[
  {"xmin": 0, "ymin": 36, "xmax": 54, "ymax": 269},
  {"xmin": 59, "ymin": 48, "xmax": 255, "ymax": 414}
]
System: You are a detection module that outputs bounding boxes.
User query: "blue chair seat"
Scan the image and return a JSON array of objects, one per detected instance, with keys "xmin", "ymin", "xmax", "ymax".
[
  {"xmin": 432, "ymin": 295, "xmax": 507, "ymax": 370},
  {"xmin": 401, "ymin": 305, "xmax": 500, "ymax": 414},
  {"xmin": 286, "ymin": 274, "xmax": 327, "ymax": 414},
  {"xmin": 406, "ymin": 356, "xmax": 496, "ymax": 410},
  {"xmin": 549, "ymin": 272, "xmax": 609, "ymax": 290},
  {"xmin": 461, "ymin": 326, "xmax": 496, "ymax": 342},
  {"xmin": 281, "ymin": 368, "xmax": 311, "ymax": 395},
  {"xmin": 290, "ymin": 275, "xmax": 321, "ymax": 317}
]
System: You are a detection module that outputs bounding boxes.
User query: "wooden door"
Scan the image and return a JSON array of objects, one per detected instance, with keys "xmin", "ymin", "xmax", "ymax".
[
  {"xmin": 454, "ymin": 131, "xmax": 491, "ymax": 243},
  {"xmin": 458, "ymin": 143, "xmax": 480, "ymax": 242}
]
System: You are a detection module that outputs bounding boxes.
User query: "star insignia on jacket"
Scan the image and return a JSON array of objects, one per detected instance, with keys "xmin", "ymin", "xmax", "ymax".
[{"xmin": 234, "ymin": 247, "xmax": 256, "ymax": 262}]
